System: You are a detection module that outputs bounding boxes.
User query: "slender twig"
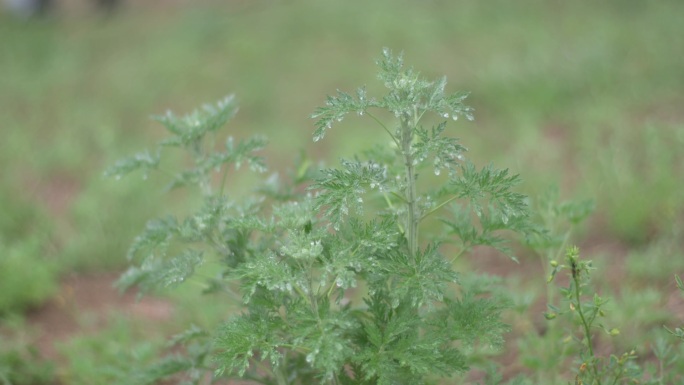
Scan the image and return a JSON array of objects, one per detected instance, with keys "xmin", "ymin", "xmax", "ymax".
[
  {"xmin": 366, "ymin": 110, "xmax": 400, "ymax": 149},
  {"xmin": 421, "ymin": 195, "xmax": 459, "ymax": 221}
]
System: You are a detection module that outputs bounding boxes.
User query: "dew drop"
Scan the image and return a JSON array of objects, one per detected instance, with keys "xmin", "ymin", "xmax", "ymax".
[
  {"xmin": 442, "ymin": 113, "xmax": 450, "ymax": 118},
  {"xmin": 357, "ymin": 197, "xmax": 363, "ymax": 203},
  {"xmin": 434, "ymin": 168, "xmax": 441, "ymax": 176},
  {"xmin": 452, "ymin": 114, "xmax": 458, "ymax": 121}
]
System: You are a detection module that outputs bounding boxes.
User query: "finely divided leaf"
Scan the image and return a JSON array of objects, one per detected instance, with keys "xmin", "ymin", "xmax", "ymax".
[
  {"xmin": 127, "ymin": 216, "xmax": 178, "ymax": 261},
  {"xmin": 213, "ymin": 312, "xmax": 284, "ymax": 377},
  {"xmin": 442, "ymin": 294, "xmax": 510, "ymax": 351},
  {"xmin": 381, "ymin": 243, "xmax": 459, "ymax": 308},
  {"xmin": 311, "ymin": 87, "xmax": 375, "ymax": 142},
  {"xmin": 117, "ymin": 249, "xmax": 204, "ymax": 293},
  {"xmin": 155, "ymin": 95, "xmax": 238, "ymax": 148},
  {"xmin": 356, "ymin": 305, "xmax": 467, "ymax": 385},
  {"xmin": 104, "ymin": 149, "xmax": 160, "ymax": 180},
  {"xmin": 412, "ymin": 122, "xmax": 467, "ymax": 174},
  {"xmin": 312, "ymin": 159, "xmax": 387, "ymax": 230}
]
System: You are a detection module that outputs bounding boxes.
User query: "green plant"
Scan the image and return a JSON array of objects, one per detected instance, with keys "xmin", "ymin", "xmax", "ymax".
[
  {"xmin": 664, "ymin": 275, "xmax": 684, "ymax": 342},
  {"xmin": 107, "ymin": 49, "xmax": 537, "ymax": 384},
  {"xmin": 0, "ymin": 188, "xmax": 57, "ymax": 315},
  {"xmin": 56, "ymin": 316, "xmax": 167, "ymax": 385},
  {"xmin": 513, "ymin": 187, "xmax": 593, "ymax": 383},
  {"xmin": 0, "ymin": 332, "xmax": 55, "ymax": 385},
  {"xmin": 0, "ymin": 240, "xmax": 57, "ymax": 315},
  {"xmin": 546, "ymin": 246, "xmax": 653, "ymax": 385}
]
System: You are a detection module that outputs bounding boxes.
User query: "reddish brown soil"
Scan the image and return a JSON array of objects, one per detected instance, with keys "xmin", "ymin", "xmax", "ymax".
[{"xmin": 26, "ymin": 272, "xmax": 174, "ymax": 361}]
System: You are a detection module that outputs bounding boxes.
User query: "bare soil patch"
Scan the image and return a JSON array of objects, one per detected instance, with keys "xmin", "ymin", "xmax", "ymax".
[{"xmin": 26, "ymin": 272, "xmax": 174, "ymax": 360}]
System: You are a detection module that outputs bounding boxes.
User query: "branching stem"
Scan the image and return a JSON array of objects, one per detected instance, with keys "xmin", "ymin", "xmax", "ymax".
[{"xmin": 572, "ymin": 269, "xmax": 600, "ymax": 384}]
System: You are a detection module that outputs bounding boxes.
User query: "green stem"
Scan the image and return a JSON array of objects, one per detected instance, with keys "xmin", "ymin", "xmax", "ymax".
[
  {"xmin": 421, "ymin": 195, "xmax": 459, "ymax": 222},
  {"xmin": 572, "ymin": 271, "xmax": 600, "ymax": 385},
  {"xmin": 273, "ymin": 364, "xmax": 288, "ymax": 385},
  {"xmin": 219, "ymin": 164, "xmax": 230, "ymax": 197},
  {"xmin": 449, "ymin": 248, "xmax": 467, "ymax": 264},
  {"xmin": 366, "ymin": 111, "xmax": 401, "ymax": 149},
  {"xmin": 609, "ymin": 369, "xmax": 621, "ymax": 385},
  {"xmin": 401, "ymin": 116, "xmax": 419, "ymax": 259},
  {"xmin": 251, "ymin": 360, "xmax": 278, "ymax": 384},
  {"xmin": 383, "ymin": 192, "xmax": 404, "ymax": 233},
  {"xmin": 389, "ymin": 191, "xmax": 408, "ymax": 204},
  {"xmin": 242, "ymin": 372, "xmax": 275, "ymax": 385},
  {"xmin": 545, "ymin": 230, "xmax": 572, "ymax": 306}
]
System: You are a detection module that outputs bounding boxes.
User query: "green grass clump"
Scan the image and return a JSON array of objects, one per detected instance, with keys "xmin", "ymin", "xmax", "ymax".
[{"xmin": 0, "ymin": 188, "xmax": 57, "ymax": 315}]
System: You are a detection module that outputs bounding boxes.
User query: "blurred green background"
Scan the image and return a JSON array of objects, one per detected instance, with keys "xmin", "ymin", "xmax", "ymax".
[{"xmin": 1, "ymin": 0, "xmax": 683, "ymax": 383}]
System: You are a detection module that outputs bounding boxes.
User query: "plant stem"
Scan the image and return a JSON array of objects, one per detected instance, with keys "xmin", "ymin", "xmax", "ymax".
[
  {"xmin": 421, "ymin": 195, "xmax": 459, "ymax": 221},
  {"xmin": 401, "ymin": 116, "xmax": 419, "ymax": 259},
  {"xmin": 219, "ymin": 164, "xmax": 230, "ymax": 197},
  {"xmin": 572, "ymin": 269, "xmax": 600, "ymax": 384},
  {"xmin": 366, "ymin": 110, "xmax": 401, "ymax": 149},
  {"xmin": 273, "ymin": 364, "xmax": 288, "ymax": 385}
]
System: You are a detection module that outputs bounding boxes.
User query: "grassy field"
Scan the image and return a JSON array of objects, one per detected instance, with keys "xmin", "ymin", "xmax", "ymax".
[{"xmin": 1, "ymin": 0, "xmax": 683, "ymax": 383}]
